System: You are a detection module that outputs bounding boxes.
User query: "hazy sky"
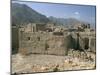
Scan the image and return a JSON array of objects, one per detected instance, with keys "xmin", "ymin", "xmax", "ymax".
[{"xmin": 12, "ymin": 1, "xmax": 96, "ymax": 25}]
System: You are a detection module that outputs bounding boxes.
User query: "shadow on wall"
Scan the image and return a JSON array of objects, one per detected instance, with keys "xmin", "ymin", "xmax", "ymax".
[
  {"xmin": 12, "ymin": 48, "xmax": 19, "ymax": 54},
  {"xmin": 12, "ymin": 25, "xmax": 19, "ymax": 54},
  {"xmin": 64, "ymin": 34, "xmax": 80, "ymax": 55}
]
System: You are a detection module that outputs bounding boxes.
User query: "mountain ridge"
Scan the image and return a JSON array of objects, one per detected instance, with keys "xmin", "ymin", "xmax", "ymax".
[
  {"xmin": 12, "ymin": 3, "xmax": 49, "ymax": 25},
  {"xmin": 12, "ymin": 3, "xmax": 95, "ymax": 29}
]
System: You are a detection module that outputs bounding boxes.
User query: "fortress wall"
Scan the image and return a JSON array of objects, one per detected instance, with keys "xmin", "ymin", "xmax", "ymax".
[
  {"xmin": 18, "ymin": 28, "xmax": 96, "ymax": 55},
  {"xmin": 19, "ymin": 31, "xmax": 67, "ymax": 55},
  {"xmin": 19, "ymin": 32, "xmax": 47, "ymax": 55},
  {"xmin": 66, "ymin": 32, "xmax": 96, "ymax": 52},
  {"xmin": 90, "ymin": 37, "xmax": 96, "ymax": 52},
  {"xmin": 46, "ymin": 35, "xmax": 66, "ymax": 55}
]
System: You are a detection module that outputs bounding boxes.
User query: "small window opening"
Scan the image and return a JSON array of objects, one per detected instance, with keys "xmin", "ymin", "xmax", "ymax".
[
  {"xmin": 45, "ymin": 43, "xmax": 49, "ymax": 50},
  {"xmin": 27, "ymin": 37, "xmax": 30, "ymax": 40},
  {"xmin": 37, "ymin": 37, "xmax": 40, "ymax": 41}
]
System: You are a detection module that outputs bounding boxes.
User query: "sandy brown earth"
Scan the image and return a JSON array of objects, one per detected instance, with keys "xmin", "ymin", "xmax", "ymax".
[{"xmin": 11, "ymin": 51, "xmax": 96, "ymax": 74}]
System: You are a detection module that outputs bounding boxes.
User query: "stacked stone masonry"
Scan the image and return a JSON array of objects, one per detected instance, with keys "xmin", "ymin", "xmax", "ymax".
[{"xmin": 12, "ymin": 23, "xmax": 96, "ymax": 55}]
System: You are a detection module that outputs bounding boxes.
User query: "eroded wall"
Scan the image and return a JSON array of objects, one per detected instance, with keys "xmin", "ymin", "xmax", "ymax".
[{"xmin": 18, "ymin": 24, "xmax": 96, "ymax": 55}]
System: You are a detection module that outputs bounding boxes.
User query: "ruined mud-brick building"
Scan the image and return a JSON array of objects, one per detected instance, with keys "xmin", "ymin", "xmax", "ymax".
[{"xmin": 13, "ymin": 23, "xmax": 96, "ymax": 55}]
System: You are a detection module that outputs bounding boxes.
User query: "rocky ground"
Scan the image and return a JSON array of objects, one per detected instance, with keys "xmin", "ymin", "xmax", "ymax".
[{"xmin": 11, "ymin": 50, "xmax": 96, "ymax": 74}]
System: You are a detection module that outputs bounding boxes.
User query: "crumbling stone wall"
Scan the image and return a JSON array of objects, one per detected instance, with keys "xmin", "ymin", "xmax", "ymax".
[
  {"xmin": 19, "ymin": 31, "xmax": 66, "ymax": 55},
  {"xmin": 18, "ymin": 23, "xmax": 96, "ymax": 56},
  {"xmin": 90, "ymin": 37, "xmax": 96, "ymax": 52}
]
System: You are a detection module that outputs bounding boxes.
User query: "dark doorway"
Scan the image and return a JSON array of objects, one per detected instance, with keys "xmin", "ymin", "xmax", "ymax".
[
  {"xmin": 27, "ymin": 37, "xmax": 31, "ymax": 40},
  {"xmin": 84, "ymin": 38, "xmax": 89, "ymax": 49}
]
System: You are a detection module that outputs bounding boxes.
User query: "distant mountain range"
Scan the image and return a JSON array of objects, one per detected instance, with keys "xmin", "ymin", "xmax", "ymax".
[
  {"xmin": 48, "ymin": 16, "xmax": 95, "ymax": 28},
  {"xmin": 48, "ymin": 16, "xmax": 82, "ymax": 26},
  {"xmin": 12, "ymin": 3, "xmax": 49, "ymax": 25},
  {"xmin": 12, "ymin": 3, "xmax": 95, "ymax": 28}
]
